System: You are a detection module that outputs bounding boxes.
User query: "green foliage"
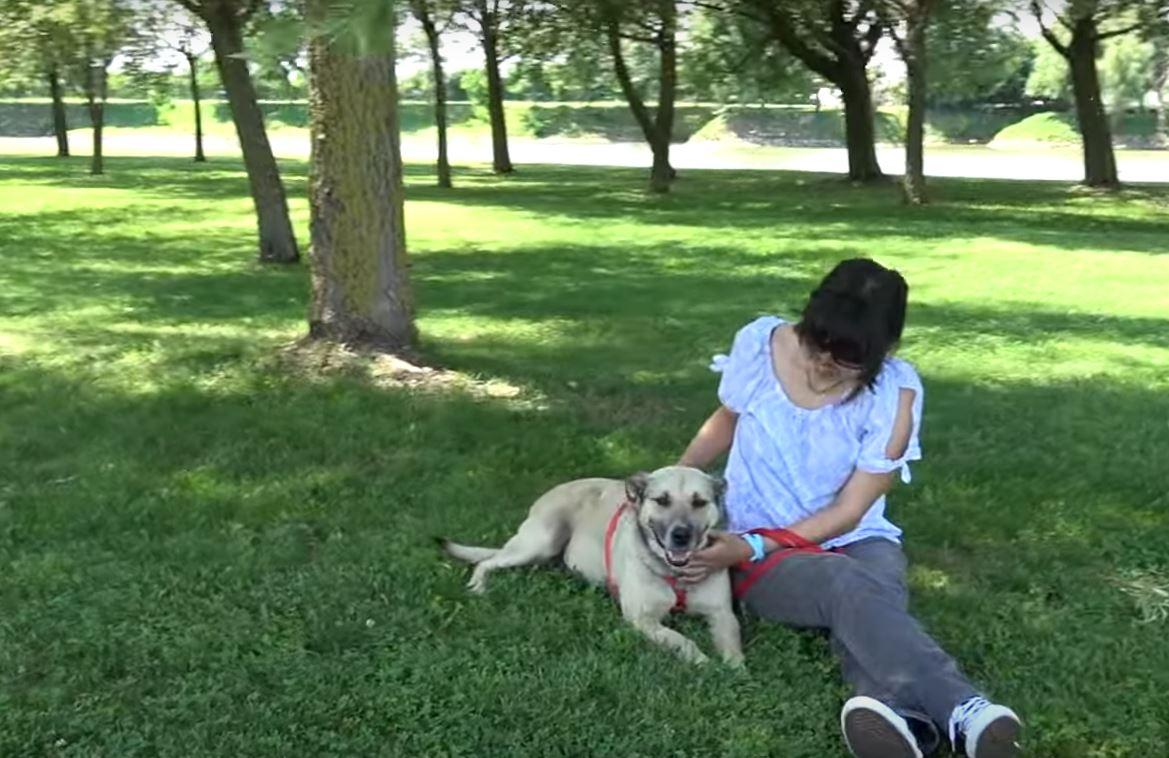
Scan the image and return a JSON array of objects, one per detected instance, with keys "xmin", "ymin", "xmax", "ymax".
[
  {"xmin": 680, "ymin": 4, "xmax": 821, "ymax": 104},
  {"xmin": 459, "ymin": 68, "xmax": 490, "ymax": 120},
  {"xmin": 1026, "ymin": 40, "xmax": 1072, "ymax": 102},
  {"xmin": 1, "ymin": 155, "xmax": 1168, "ymax": 756},
  {"xmin": 1101, "ymin": 33, "xmax": 1156, "ymax": 111},
  {"xmin": 926, "ymin": 1, "xmax": 1034, "ymax": 106},
  {"xmin": 249, "ymin": 2, "xmax": 310, "ymax": 99}
]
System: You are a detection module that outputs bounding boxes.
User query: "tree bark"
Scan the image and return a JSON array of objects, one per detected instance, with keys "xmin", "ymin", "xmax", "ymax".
[
  {"xmin": 838, "ymin": 59, "xmax": 883, "ymax": 183},
  {"xmin": 476, "ymin": 0, "xmax": 513, "ymax": 174},
  {"xmin": 756, "ymin": 2, "xmax": 885, "ymax": 183},
  {"xmin": 84, "ymin": 61, "xmax": 107, "ymax": 175},
  {"xmin": 605, "ymin": 5, "xmax": 676, "ymax": 193},
  {"xmin": 186, "ymin": 52, "xmax": 206, "ymax": 162},
  {"xmin": 48, "ymin": 67, "xmax": 69, "ymax": 158},
  {"xmin": 899, "ymin": 2, "xmax": 932, "ymax": 205},
  {"xmin": 1066, "ymin": 18, "xmax": 1118, "ymax": 188},
  {"xmin": 651, "ymin": 0, "xmax": 678, "ymax": 193},
  {"xmin": 306, "ymin": 2, "xmax": 415, "ymax": 350},
  {"xmin": 415, "ymin": 0, "xmax": 451, "ymax": 187},
  {"xmin": 206, "ymin": 8, "xmax": 300, "ymax": 263}
]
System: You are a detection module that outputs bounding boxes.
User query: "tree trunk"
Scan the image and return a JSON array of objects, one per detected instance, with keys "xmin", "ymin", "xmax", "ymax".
[
  {"xmin": 48, "ymin": 67, "xmax": 69, "ymax": 158},
  {"xmin": 306, "ymin": 1, "xmax": 415, "ymax": 350},
  {"xmin": 758, "ymin": 4, "xmax": 884, "ymax": 183},
  {"xmin": 207, "ymin": 10, "xmax": 300, "ymax": 263},
  {"xmin": 605, "ymin": 11, "xmax": 675, "ymax": 193},
  {"xmin": 838, "ymin": 59, "xmax": 883, "ymax": 183},
  {"xmin": 416, "ymin": 1, "xmax": 451, "ymax": 187},
  {"xmin": 901, "ymin": 6, "xmax": 930, "ymax": 205},
  {"xmin": 1157, "ymin": 93, "xmax": 1168, "ymax": 147},
  {"xmin": 187, "ymin": 52, "xmax": 206, "ymax": 163},
  {"xmin": 1067, "ymin": 19, "xmax": 1118, "ymax": 188},
  {"xmin": 650, "ymin": 0, "xmax": 678, "ymax": 194},
  {"xmin": 84, "ymin": 62, "xmax": 107, "ymax": 175},
  {"xmin": 478, "ymin": 1, "xmax": 512, "ymax": 174}
]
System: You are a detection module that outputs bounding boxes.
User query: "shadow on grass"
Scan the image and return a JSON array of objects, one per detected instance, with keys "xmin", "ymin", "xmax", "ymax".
[{"xmin": 3, "ymin": 153, "xmax": 1168, "ymax": 755}]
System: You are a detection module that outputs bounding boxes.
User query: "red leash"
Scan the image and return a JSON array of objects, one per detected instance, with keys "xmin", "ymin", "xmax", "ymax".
[
  {"xmin": 731, "ymin": 527, "xmax": 831, "ymax": 599},
  {"xmin": 604, "ymin": 502, "xmax": 687, "ymax": 613}
]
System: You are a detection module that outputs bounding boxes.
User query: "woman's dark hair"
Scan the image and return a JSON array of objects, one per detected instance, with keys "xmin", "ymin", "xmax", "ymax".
[{"xmin": 793, "ymin": 258, "xmax": 908, "ymax": 396}]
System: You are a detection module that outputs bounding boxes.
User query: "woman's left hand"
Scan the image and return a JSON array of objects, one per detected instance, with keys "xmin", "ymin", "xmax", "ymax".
[{"xmin": 677, "ymin": 531, "xmax": 752, "ymax": 584}]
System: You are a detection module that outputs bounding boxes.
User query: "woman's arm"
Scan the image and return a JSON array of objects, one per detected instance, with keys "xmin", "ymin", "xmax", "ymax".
[
  {"xmin": 784, "ymin": 469, "xmax": 896, "ymax": 544},
  {"xmin": 678, "ymin": 405, "xmax": 738, "ymax": 469},
  {"xmin": 680, "ymin": 468, "xmax": 897, "ymax": 582}
]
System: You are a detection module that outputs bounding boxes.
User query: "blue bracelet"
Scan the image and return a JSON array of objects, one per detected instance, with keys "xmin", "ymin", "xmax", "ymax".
[{"xmin": 741, "ymin": 532, "xmax": 766, "ymax": 563}]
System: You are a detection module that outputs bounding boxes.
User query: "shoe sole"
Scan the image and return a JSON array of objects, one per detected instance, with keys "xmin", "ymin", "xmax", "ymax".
[
  {"xmin": 843, "ymin": 709, "xmax": 919, "ymax": 758},
  {"xmin": 973, "ymin": 714, "xmax": 1022, "ymax": 758}
]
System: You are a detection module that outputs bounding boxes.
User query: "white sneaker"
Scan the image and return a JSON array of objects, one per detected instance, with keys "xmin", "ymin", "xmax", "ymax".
[
  {"xmin": 841, "ymin": 696, "xmax": 923, "ymax": 758},
  {"xmin": 949, "ymin": 695, "xmax": 1023, "ymax": 757}
]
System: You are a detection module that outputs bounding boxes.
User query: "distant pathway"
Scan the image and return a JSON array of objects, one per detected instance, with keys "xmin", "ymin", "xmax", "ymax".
[{"xmin": 3, "ymin": 130, "xmax": 1166, "ymax": 184}]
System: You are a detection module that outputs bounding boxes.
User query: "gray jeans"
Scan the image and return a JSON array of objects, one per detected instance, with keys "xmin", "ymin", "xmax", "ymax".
[{"xmin": 737, "ymin": 538, "xmax": 975, "ymax": 752}]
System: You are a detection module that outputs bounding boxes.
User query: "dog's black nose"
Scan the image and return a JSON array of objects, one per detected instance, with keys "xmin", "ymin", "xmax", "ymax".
[{"xmin": 669, "ymin": 525, "xmax": 693, "ymax": 548}]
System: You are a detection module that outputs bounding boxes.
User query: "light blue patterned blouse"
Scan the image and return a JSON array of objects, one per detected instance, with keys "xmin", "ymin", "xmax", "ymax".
[{"xmin": 711, "ymin": 316, "xmax": 924, "ymax": 549}]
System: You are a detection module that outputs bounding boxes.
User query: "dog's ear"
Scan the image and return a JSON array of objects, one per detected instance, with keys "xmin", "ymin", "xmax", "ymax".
[
  {"xmin": 710, "ymin": 475, "xmax": 728, "ymax": 519},
  {"xmin": 625, "ymin": 471, "xmax": 650, "ymax": 504}
]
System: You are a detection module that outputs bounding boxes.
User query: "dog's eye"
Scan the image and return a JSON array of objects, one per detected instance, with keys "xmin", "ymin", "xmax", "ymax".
[
  {"xmin": 692, "ymin": 497, "xmax": 708, "ymax": 509},
  {"xmin": 653, "ymin": 494, "xmax": 671, "ymax": 507}
]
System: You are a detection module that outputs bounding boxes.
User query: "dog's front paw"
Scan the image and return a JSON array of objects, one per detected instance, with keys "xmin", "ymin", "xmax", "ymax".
[
  {"xmin": 466, "ymin": 577, "xmax": 488, "ymax": 594},
  {"xmin": 686, "ymin": 648, "xmax": 711, "ymax": 666},
  {"xmin": 723, "ymin": 653, "xmax": 746, "ymax": 670}
]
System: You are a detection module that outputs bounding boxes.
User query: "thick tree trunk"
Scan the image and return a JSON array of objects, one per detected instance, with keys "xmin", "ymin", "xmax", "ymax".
[
  {"xmin": 307, "ymin": 3, "xmax": 415, "ymax": 350},
  {"xmin": 416, "ymin": 2, "xmax": 451, "ymax": 187},
  {"xmin": 207, "ymin": 11, "xmax": 300, "ymax": 263},
  {"xmin": 479, "ymin": 18, "xmax": 512, "ymax": 173},
  {"xmin": 838, "ymin": 60, "xmax": 883, "ymax": 183},
  {"xmin": 1067, "ymin": 20, "xmax": 1118, "ymax": 188},
  {"xmin": 48, "ymin": 67, "xmax": 69, "ymax": 158},
  {"xmin": 758, "ymin": 3, "xmax": 884, "ymax": 183},
  {"xmin": 187, "ymin": 53, "xmax": 206, "ymax": 163}
]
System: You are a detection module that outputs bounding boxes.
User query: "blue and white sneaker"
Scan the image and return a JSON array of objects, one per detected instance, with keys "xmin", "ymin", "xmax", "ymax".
[
  {"xmin": 949, "ymin": 695, "xmax": 1022, "ymax": 757},
  {"xmin": 841, "ymin": 696, "xmax": 923, "ymax": 758}
]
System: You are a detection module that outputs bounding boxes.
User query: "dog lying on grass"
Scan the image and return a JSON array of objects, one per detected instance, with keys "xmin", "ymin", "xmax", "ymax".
[{"xmin": 442, "ymin": 465, "xmax": 743, "ymax": 666}]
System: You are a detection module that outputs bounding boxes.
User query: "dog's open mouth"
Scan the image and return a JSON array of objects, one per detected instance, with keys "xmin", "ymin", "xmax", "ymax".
[{"xmin": 650, "ymin": 528, "xmax": 702, "ymax": 568}]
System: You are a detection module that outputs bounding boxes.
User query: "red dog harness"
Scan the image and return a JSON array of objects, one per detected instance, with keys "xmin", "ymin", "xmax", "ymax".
[
  {"xmin": 731, "ymin": 527, "xmax": 831, "ymax": 599},
  {"xmin": 603, "ymin": 501, "xmax": 688, "ymax": 613}
]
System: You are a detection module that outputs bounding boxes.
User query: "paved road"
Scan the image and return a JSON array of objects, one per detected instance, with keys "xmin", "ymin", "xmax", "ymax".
[{"xmin": 4, "ymin": 129, "xmax": 1167, "ymax": 183}]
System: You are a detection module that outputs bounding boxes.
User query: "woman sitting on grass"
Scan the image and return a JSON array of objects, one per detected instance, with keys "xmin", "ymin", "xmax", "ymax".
[{"xmin": 677, "ymin": 258, "xmax": 1021, "ymax": 758}]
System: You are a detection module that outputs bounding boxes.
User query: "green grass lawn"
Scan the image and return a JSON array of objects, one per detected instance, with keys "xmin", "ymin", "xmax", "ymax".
[{"xmin": 2, "ymin": 155, "xmax": 1168, "ymax": 756}]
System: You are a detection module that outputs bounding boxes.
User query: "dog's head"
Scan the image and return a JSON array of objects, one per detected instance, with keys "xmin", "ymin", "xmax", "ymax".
[{"xmin": 625, "ymin": 466, "xmax": 726, "ymax": 569}]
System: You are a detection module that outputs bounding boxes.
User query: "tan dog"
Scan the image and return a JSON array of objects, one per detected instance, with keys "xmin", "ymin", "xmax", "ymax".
[{"xmin": 441, "ymin": 466, "xmax": 743, "ymax": 666}]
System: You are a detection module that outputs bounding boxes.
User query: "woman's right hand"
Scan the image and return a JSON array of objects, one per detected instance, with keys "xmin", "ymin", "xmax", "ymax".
[{"xmin": 677, "ymin": 531, "xmax": 752, "ymax": 584}]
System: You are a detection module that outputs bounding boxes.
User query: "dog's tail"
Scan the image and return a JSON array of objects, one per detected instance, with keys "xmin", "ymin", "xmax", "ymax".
[{"xmin": 437, "ymin": 538, "xmax": 499, "ymax": 564}]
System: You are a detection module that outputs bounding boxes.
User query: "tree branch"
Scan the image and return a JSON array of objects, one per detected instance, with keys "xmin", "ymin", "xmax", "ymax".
[
  {"xmin": 859, "ymin": 18, "xmax": 884, "ymax": 62},
  {"xmin": 1096, "ymin": 21, "xmax": 1143, "ymax": 42},
  {"xmin": 1030, "ymin": 0, "xmax": 1069, "ymax": 59},
  {"xmin": 756, "ymin": 3, "xmax": 841, "ymax": 81}
]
